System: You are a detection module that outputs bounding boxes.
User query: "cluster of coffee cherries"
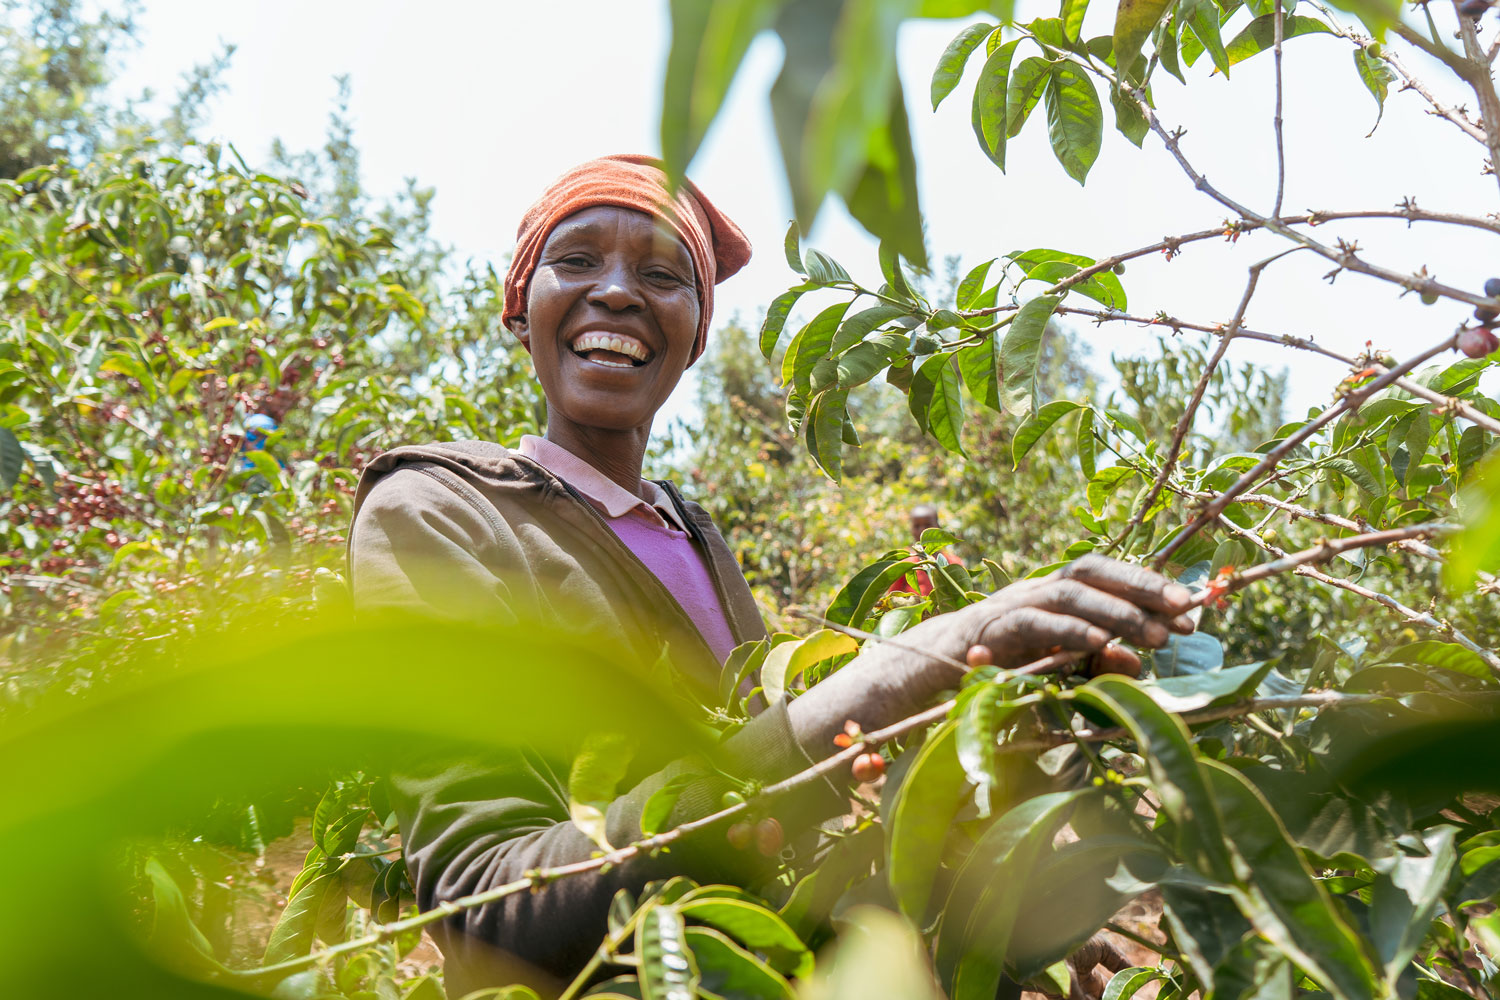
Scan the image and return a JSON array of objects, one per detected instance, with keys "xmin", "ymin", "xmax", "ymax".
[
  {"xmin": 722, "ymin": 789, "xmax": 785, "ymax": 857},
  {"xmin": 1461, "ymin": 277, "xmax": 1500, "ymax": 358}
]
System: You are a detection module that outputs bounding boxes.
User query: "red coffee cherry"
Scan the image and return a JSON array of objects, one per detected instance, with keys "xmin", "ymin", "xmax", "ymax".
[
  {"xmin": 1459, "ymin": 327, "xmax": 1500, "ymax": 359},
  {"xmin": 966, "ymin": 644, "xmax": 994, "ymax": 668},
  {"xmin": 725, "ymin": 822, "xmax": 753, "ymax": 850},
  {"xmin": 852, "ymin": 753, "xmax": 886, "ymax": 783},
  {"xmin": 754, "ymin": 818, "xmax": 784, "ymax": 857}
]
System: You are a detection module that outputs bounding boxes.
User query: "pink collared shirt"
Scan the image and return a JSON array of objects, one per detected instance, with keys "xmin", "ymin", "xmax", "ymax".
[{"xmin": 517, "ymin": 435, "xmax": 738, "ymax": 664}]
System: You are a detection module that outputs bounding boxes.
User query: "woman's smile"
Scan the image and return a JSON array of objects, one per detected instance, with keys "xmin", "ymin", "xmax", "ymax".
[{"xmin": 568, "ymin": 330, "xmax": 654, "ymax": 368}]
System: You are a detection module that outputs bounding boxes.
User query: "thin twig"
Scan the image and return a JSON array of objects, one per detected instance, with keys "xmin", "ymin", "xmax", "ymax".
[
  {"xmin": 1053, "ymin": 304, "xmax": 1500, "ymax": 436},
  {"xmin": 1273, "ymin": 0, "xmax": 1288, "ymax": 216},
  {"xmin": 998, "ymin": 691, "xmax": 1389, "ymax": 754},
  {"xmin": 1152, "ymin": 335, "xmax": 1458, "ymax": 566},
  {"xmin": 1111, "ymin": 252, "xmax": 1294, "ymax": 552},
  {"xmin": 1134, "ymin": 100, "xmax": 1496, "ymax": 309},
  {"xmin": 1454, "ymin": 8, "xmax": 1500, "ymax": 196},
  {"xmin": 1215, "ymin": 513, "xmax": 1500, "ymax": 675}
]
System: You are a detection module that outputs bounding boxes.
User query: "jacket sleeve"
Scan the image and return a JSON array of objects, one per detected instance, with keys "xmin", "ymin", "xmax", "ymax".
[{"xmin": 348, "ymin": 466, "xmax": 847, "ymax": 987}]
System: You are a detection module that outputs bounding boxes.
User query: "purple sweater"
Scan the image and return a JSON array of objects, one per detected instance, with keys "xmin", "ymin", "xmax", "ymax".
[
  {"xmin": 517, "ymin": 435, "xmax": 737, "ymax": 663},
  {"xmin": 605, "ymin": 515, "xmax": 738, "ymax": 664}
]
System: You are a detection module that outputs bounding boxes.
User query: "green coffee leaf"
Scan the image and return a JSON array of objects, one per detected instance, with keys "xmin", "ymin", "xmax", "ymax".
[
  {"xmin": 783, "ymin": 301, "xmax": 851, "ymax": 395},
  {"xmin": 886, "ymin": 721, "xmax": 968, "ymax": 924},
  {"xmin": 1202, "ymin": 759, "xmax": 1380, "ymax": 1000},
  {"xmin": 826, "ymin": 558, "xmax": 916, "ymax": 627},
  {"xmin": 1005, "ymin": 56, "xmax": 1052, "ymax": 143},
  {"xmin": 1353, "ymin": 45, "xmax": 1396, "ymax": 136},
  {"xmin": 760, "ymin": 628, "xmax": 858, "ymax": 705},
  {"xmin": 1044, "ymin": 63, "xmax": 1104, "ymax": 183},
  {"xmin": 637, "ymin": 903, "xmax": 699, "ymax": 1000},
  {"xmin": 998, "ymin": 294, "xmax": 1060, "ymax": 416},
  {"xmin": 677, "ymin": 898, "xmax": 812, "ymax": 978},
  {"xmin": 933, "ymin": 22, "xmax": 997, "ymax": 110},
  {"xmin": 831, "ymin": 304, "xmax": 911, "ymax": 354},
  {"xmin": 1113, "ymin": 0, "xmax": 1174, "ymax": 78},
  {"xmin": 760, "ymin": 283, "xmax": 815, "ymax": 359},
  {"xmin": 568, "ymin": 731, "xmax": 637, "ymax": 851},
  {"xmin": 972, "ymin": 40, "xmax": 1021, "ymax": 168},
  {"xmin": 1074, "ymin": 676, "xmax": 1235, "ymax": 881},
  {"xmin": 1013, "ymin": 400, "xmax": 1083, "ymax": 467},
  {"xmin": 1224, "ymin": 14, "xmax": 1333, "ymax": 66}
]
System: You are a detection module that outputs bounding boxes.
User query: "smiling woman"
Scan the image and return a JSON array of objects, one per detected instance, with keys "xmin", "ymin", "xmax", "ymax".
[{"xmin": 345, "ymin": 155, "xmax": 1199, "ymax": 994}]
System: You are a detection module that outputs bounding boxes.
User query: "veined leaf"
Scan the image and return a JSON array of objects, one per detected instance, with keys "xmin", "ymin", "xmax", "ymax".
[
  {"xmin": 935, "ymin": 789, "xmax": 1095, "ymax": 997},
  {"xmin": 0, "ymin": 428, "xmax": 23, "ymax": 491},
  {"xmin": 1044, "ymin": 63, "xmax": 1104, "ymax": 183},
  {"xmin": 1353, "ymin": 44, "xmax": 1396, "ymax": 136},
  {"xmin": 957, "ymin": 258, "xmax": 997, "ymax": 310},
  {"xmin": 918, "ymin": 353, "xmax": 966, "ymax": 454},
  {"xmin": 1013, "ymin": 400, "xmax": 1082, "ymax": 467},
  {"xmin": 956, "ymin": 339, "xmax": 1001, "ymax": 413},
  {"xmin": 826, "ymin": 558, "xmax": 916, "ymax": 627},
  {"xmin": 784, "ymin": 220, "xmax": 805, "ymax": 274},
  {"xmin": 760, "ymin": 283, "xmax": 815, "ymax": 358},
  {"xmin": 686, "ymin": 926, "xmax": 797, "ymax": 999},
  {"xmin": 1181, "ymin": 0, "xmax": 1230, "ymax": 75},
  {"xmin": 760, "ymin": 628, "xmax": 859, "ymax": 705},
  {"xmin": 660, "ymin": 0, "xmax": 780, "ymax": 177},
  {"xmin": 640, "ymin": 773, "xmax": 700, "ymax": 837},
  {"xmin": 1076, "ymin": 407, "xmax": 1098, "ymax": 478},
  {"xmin": 886, "ymin": 721, "xmax": 968, "ymax": 924},
  {"xmin": 1005, "ymin": 57, "xmax": 1053, "ymax": 139},
  {"xmin": 1113, "ymin": 0, "xmax": 1174, "ymax": 79},
  {"xmin": 1073, "ymin": 676, "xmax": 1235, "ymax": 881},
  {"xmin": 933, "ymin": 22, "xmax": 998, "ymax": 109},
  {"xmin": 783, "ymin": 301, "xmax": 851, "ymax": 394},
  {"xmin": 638, "ymin": 903, "xmax": 699, "ymax": 1000},
  {"xmin": 1008, "ymin": 247, "xmax": 1127, "ymax": 309},
  {"xmin": 1224, "ymin": 14, "xmax": 1333, "ymax": 66},
  {"xmin": 831, "ymin": 303, "xmax": 911, "ymax": 354},
  {"xmin": 1202, "ymin": 759, "xmax": 1380, "ymax": 1000},
  {"xmin": 955, "ymin": 685, "xmax": 1023, "ymax": 817},
  {"xmin": 568, "ymin": 731, "xmax": 637, "ymax": 851},
  {"xmin": 1061, "ymin": 0, "xmax": 1091, "ymax": 40},
  {"xmin": 998, "ymin": 294, "xmax": 1059, "ymax": 416},
  {"xmin": 972, "ymin": 40, "xmax": 1021, "ymax": 168},
  {"xmin": 678, "ymin": 898, "xmax": 812, "ymax": 978},
  {"xmin": 805, "ymin": 388, "xmax": 851, "ymax": 481}
]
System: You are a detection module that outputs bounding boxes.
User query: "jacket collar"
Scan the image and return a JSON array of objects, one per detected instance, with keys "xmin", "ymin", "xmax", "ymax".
[{"xmin": 517, "ymin": 435, "xmax": 689, "ymax": 533}]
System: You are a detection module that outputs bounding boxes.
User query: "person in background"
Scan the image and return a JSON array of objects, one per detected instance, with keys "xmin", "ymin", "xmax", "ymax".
[{"xmin": 889, "ymin": 503, "xmax": 964, "ymax": 598}]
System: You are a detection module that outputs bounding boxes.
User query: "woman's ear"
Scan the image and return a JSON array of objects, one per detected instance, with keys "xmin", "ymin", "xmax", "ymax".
[{"xmin": 507, "ymin": 315, "xmax": 530, "ymax": 349}]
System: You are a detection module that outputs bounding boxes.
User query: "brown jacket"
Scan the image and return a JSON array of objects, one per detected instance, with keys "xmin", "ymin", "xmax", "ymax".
[{"xmin": 348, "ymin": 441, "xmax": 842, "ymax": 990}]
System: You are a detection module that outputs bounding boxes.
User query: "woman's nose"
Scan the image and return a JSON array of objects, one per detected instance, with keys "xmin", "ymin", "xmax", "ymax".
[{"xmin": 587, "ymin": 260, "xmax": 645, "ymax": 312}]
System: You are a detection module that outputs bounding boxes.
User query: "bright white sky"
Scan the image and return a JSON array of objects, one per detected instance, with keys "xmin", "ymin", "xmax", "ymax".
[{"xmin": 116, "ymin": 0, "xmax": 1499, "ymax": 436}]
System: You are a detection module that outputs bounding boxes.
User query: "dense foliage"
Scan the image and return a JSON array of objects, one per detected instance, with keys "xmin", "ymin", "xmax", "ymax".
[{"xmin": 3, "ymin": 0, "xmax": 1500, "ymax": 999}]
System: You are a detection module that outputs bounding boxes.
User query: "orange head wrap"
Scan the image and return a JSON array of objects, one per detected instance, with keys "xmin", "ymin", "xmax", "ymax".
[{"xmin": 503, "ymin": 154, "xmax": 752, "ymax": 364}]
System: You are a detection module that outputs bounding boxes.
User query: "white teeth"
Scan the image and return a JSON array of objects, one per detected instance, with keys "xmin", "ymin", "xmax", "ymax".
[{"xmin": 571, "ymin": 332, "xmax": 650, "ymax": 363}]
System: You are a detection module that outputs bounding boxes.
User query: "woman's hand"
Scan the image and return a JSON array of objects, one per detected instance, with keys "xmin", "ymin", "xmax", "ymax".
[
  {"xmin": 956, "ymin": 553, "xmax": 1197, "ymax": 678},
  {"xmin": 787, "ymin": 554, "xmax": 1196, "ymax": 755}
]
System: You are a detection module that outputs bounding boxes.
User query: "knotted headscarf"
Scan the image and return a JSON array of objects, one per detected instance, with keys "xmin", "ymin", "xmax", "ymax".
[{"xmin": 503, "ymin": 154, "xmax": 752, "ymax": 364}]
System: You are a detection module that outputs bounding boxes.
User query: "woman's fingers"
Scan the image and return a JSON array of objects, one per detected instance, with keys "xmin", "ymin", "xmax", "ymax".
[
  {"xmin": 974, "ymin": 607, "xmax": 1111, "ymax": 663},
  {"xmin": 1057, "ymin": 554, "xmax": 1196, "ymax": 619},
  {"xmin": 1031, "ymin": 579, "xmax": 1177, "ymax": 648},
  {"xmin": 1088, "ymin": 641, "xmax": 1142, "ymax": 677}
]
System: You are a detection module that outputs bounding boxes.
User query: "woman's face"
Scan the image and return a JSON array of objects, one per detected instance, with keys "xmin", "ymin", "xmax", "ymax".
[{"xmin": 513, "ymin": 205, "xmax": 700, "ymax": 438}]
